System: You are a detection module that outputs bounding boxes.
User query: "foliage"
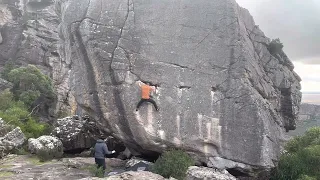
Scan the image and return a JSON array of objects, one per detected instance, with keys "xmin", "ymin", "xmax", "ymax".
[
  {"xmin": 12, "ymin": 147, "xmax": 29, "ymax": 155},
  {"xmin": 151, "ymin": 149, "xmax": 195, "ymax": 180},
  {"xmin": 86, "ymin": 165, "xmax": 105, "ymax": 178},
  {"xmin": 297, "ymin": 175, "xmax": 317, "ymax": 180},
  {"xmin": 268, "ymin": 38, "xmax": 284, "ymax": 55},
  {"xmin": 0, "ymin": 171, "xmax": 14, "ymax": 178},
  {"xmin": 0, "ymin": 61, "xmax": 16, "ymax": 80},
  {"xmin": 5, "ymin": 64, "xmax": 55, "ymax": 107},
  {"xmin": 37, "ymin": 148, "xmax": 63, "ymax": 162},
  {"xmin": 0, "ymin": 90, "xmax": 50, "ymax": 138},
  {"xmin": 271, "ymin": 127, "xmax": 320, "ymax": 180}
]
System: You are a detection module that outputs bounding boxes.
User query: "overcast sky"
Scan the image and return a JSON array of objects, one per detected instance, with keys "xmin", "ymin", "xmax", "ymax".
[{"xmin": 235, "ymin": 0, "xmax": 320, "ymax": 104}]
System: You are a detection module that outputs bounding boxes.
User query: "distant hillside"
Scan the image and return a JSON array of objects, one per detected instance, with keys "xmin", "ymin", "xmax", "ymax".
[{"xmin": 289, "ymin": 103, "xmax": 320, "ymax": 136}]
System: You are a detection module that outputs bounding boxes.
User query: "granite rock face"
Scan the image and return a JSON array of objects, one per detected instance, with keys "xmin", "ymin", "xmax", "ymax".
[
  {"xmin": 55, "ymin": 0, "xmax": 301, "ymax": 172},
  {"xmin": 0, "ymin": 0, "xmax": 301, "ymax": 173},
  {"xmin": 0, "ymin": 0, "xmax": 71, "ymax": 120}
]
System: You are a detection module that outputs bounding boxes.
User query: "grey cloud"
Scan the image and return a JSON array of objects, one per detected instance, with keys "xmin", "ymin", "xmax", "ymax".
[
  {"xmin": 238, "ymin": 0, "xmax": 320, "ymax": 62},
  {"xmin": 298, "ymin": 56, "xmax": 320, "ymax": 64}
]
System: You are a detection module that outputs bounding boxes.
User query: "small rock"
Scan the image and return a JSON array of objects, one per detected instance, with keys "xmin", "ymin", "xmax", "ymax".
[{"xmin": 125, "ymin": 157, "xmax": 153, "ymax": 168}]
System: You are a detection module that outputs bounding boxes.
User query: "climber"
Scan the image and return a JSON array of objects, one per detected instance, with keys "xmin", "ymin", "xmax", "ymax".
[
  {"xmin": 136, "ymin": 81, "xmax": 159, "ymax": 111},
  {"xmin": 94, "ymin": 138, "xmax": 115, "ymax": 174}
]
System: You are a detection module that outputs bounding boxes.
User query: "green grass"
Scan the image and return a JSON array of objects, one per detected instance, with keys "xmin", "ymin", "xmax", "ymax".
[
  {"xmin": 0, "ymin": 164, "xmax": 13, "ymax": 169},
  {"xmin": 27, "ymin": 156, "xmax": 48, "ymax": 165},
  {"xmin": 0, "ymin": 171, "xmax": 14, "ymax": 177},
  {"xmin": 82, "ymin": 164, "xmax": 113, "ymax": 177}
]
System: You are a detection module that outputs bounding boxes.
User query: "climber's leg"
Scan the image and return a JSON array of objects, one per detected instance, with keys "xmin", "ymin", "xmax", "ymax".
[
  {"xmin": 147, "ymin": 99, "xmax": 159, "ymax": 111},
  {"xmin": 136, "ymin": 99, "xmax": 147, "ymax": 111}
]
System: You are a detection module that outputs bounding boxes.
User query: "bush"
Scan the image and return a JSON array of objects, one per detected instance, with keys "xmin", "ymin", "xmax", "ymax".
[
  {"xmin": 37, "ymin": 148, "xmax": 63, "ymax": 162},
  {"xmin": 6, "ymin": 64, "xmax": 55, "ymax": 106},
  {"xmin": 12, "ymin": 147, "xmax": 29, "ymax": 155},
  {"xmin": 87, "ymin": 165, "xmax": 105, "ymax": 178},
  {"xmin": 151, "ymin": 149, "xmax": 195, "ymax": 180},
  {"xmin": 271, "ymin": 127, "xmax": 320, "ymax": 180},
  {"xmin": 268, "ymin": 38, "xmax": 284, "ymax": 55},
  {"xmin": 0, "ymin": 90, "xmax": 50, "ymax": 138},
  {"xmin": 0, "ymin": 61, "xmax": 16, "ymax": 80}
]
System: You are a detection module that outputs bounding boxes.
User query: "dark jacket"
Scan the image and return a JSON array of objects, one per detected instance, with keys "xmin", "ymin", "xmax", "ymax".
[{"xmin": 94, "ymin": 139, "xmax": 112, "ymax": 159}]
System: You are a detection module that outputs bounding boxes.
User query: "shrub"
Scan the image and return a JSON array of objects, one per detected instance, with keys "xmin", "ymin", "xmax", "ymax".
[
  {"xmin": 0, "ymin": 90, "xmax": 50, "ymax": 138},
  {"xmin": 151, "ymin": 149, "xmax": 195, "ymax": 180},
  {"xmin": 271, "ymin": 127, "xmax": 320, "ymax": 180},
  {"xmin": 37, "ymin": 148, "xmax": 63, "ymax": 162},
  {"xmin": 0, "ymin": 61, "xmax": 16, "ymax": 80},
  {"xmin": 12, "ymin": 147, "xmax": 29, "ymax": 155},
  {"xmin": 268, "ymin": 38, "xmax": 284, "ymax": 55},
  {"xmin": 87, "ymin": 165, "xmax": 105, "ymax": 178},
  {"xmin": 6, "ymin": 64, "xmax": 55, "ymax": 106}
]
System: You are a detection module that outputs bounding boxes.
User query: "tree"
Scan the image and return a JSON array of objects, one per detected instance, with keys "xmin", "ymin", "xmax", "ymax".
[
  {"xmin": 0, "ymin": 90, "xmax": 50, "ymax": 138},
  {"xmin": 271, "ymin": 127, "xmax": 320, "ymax": 180},
  {"xmin": 6, "ymin": 65, "xmax": 55, "ymax": 107}
]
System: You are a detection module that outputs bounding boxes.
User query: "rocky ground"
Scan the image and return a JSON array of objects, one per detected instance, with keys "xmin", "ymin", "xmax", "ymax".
[
  {"xmin": 0, "ymin": 155, "xmax": 96, "ymax": 179},
  {"xmin": 0, "ymin": 154, "xmax": 236, "ymax": 180}
]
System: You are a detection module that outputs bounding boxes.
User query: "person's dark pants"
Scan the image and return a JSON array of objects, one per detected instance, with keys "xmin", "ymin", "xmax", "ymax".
[
  {"xmin": 136, "ymin": 98, "xmax": 159, "ymax": 111},
  {"xmin": 95, "ymin": 158, "xmax": 106, "ymax": 171}
]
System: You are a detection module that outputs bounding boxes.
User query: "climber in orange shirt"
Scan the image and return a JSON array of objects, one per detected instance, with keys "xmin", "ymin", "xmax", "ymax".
[{"xmin": 136, "ymin": 82, "xmax": 159, "ymax": 111}]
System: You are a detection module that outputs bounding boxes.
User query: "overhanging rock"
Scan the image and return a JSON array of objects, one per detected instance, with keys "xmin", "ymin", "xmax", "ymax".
[{"xmin": 55, "ymin": 0, "xmax": 301, "ymax": 172}]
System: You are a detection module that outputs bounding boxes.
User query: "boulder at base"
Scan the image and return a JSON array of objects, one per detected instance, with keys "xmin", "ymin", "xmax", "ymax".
[
  {"xmin": 51, "ymin": 115, "xmax": 106, "ymax": 152},
  {"xmin": 0, "ymin": 118, "xmax": 26, "ymax": 158},
  {"xmin": 186, "ymin": 166, "xmax": 236, "ymax": 180},
  {"xmin": 28, "ymin": 135, "xmax": 63, "ymax": 157}
]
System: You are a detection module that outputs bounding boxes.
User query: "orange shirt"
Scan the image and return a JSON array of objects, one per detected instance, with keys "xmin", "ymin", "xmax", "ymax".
[{"xmin": 141, "ymin": 85, "xmax": 153, "ymax": 99}]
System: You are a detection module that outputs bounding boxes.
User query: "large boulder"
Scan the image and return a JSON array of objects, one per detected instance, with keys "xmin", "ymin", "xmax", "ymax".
[
  {"xmin": 0, "ymin": 118, "xmax": 26, "ymax": 158},
  {"xmin": 186, "ymin": 166, "xmax": 236, "ymax": 180},
  {"xmin": 28, "ymin": 135, "xmax": 63, "ymax": 157},
  {"xmin": 55, "ymin": 0, "xmax": 301, "ymax": 173},
  {"xmin": 51, "ymin": 115, "xmax": 106, "ymax": 152},
  {"xmin": 0, "ymin": 0, "xmax": 302, "ymax": 175}
]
